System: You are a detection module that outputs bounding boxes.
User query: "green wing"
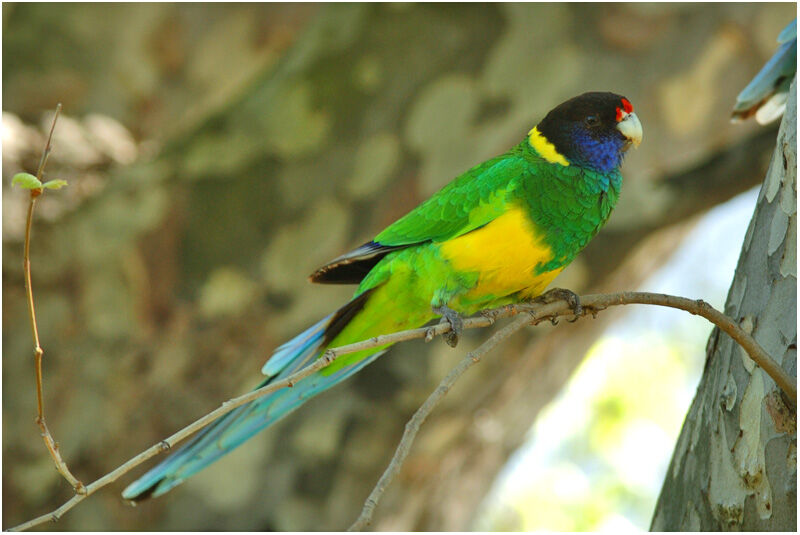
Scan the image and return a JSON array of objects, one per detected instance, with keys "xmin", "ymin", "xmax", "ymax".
[
  {"xmin": 376, "ymin": 151, "xmax": 527, "ymax": 245},
  {"xmin": 310, "ymin": 146, "xmax": 530, "ymax": 284}
]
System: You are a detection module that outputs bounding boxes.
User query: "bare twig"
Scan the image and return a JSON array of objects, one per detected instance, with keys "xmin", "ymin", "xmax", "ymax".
[
  {"xmin": 574, "ymin": 292, "xmax": 795, "ymax": 404},
  {"xmin": 21, "ymin": 104, "xmax": 85, "ymax": 494},
  {"xmin": 347, "ymin": 291, "xmax": 796, "ymax": 530},
  {"xmin": 7, "ymin": 304, "xmax": 527, "ymax": 531},
  {"xmin": 348, "ymin": 312, "xmax": 541, "ymax": 531},
  {"xmin": 35, "ymin": 104, "xmax": 61, "ymax": 182},
  {"xmin": 9, "ymin": 291, "xmax": 793, "ymax": 531}
]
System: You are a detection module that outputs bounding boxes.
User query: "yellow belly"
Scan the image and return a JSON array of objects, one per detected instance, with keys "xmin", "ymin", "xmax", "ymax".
[{"xmin": 439, "ymin": 205, "xmax": 563, "ymax": 300}]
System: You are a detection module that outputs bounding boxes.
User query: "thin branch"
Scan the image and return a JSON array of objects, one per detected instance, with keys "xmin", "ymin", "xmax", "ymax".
[
  {"xmin": 347, "ymin": 291, "xmax": 796, "ymax": 530},
  {"xmin": 35, "ymin": 103, "xmax": 61, "ymax": 181},
  {"xmin": 348, "ymin": 312, "xmax": 538, "ymax": 532},
  {"xmin": 9, "ymin": 292, "xmax": 793, "ymax": 531},
  {"xmin": 575, "ymin": 292, "xmax": 795, "ymax": 403},
  {"xmin": 7, "ymin": 304, "xmax": 529, "ymax": 532},
  {"xmin": 21, "ymin": 104, "xmax": 85, "ymax": 494}
]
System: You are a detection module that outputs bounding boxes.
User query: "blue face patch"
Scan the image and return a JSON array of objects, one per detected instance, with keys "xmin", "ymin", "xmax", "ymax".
[{"xmin": 567, "ymin": 127, "xmax": 627, "ymax": 174}]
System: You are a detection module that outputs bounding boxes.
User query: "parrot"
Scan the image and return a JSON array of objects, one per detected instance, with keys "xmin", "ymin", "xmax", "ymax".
[
  {"xmin": 122, "ymin": 91, "xmax": 643, "ymax": 501},
  {"xmin": 731, "ymin": 18, "xmax": 796, "ymax": 124}
]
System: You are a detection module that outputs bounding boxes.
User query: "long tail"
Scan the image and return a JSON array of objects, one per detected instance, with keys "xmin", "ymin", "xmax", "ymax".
[{"xmin": 122, "ymin": 290, "xmax": 385, "ymax": 500}]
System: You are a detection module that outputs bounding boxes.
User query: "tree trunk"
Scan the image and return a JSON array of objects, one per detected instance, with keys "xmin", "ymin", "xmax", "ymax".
[
  {"xmin": 2, "ymin": 4, "xmax": 795, "ymax": 531},
  {"xmin": 651, "ymin": 81, "xmax": 796, "ymax": 531}
]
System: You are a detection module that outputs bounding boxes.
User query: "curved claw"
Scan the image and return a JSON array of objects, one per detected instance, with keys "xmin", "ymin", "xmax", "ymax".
[
  {"xmin": 479, "ymin": 308, "xmax": 498, "ymax": 324},
  {"xmin": 433, "ymin": 304, "xmax": 464, "ymax": 347},
  {"xmin": 534, "ymin": 287, "xmax": 583, "ymax": 319}
]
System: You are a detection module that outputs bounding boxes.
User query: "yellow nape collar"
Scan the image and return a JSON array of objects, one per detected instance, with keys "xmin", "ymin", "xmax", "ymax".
[{"xmin": 528, "ymin": 127, "xmax": 569, "ymax": 166}]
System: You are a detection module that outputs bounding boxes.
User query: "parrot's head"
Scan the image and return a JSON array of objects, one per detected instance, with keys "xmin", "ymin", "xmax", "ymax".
[{"xmin": 534, "ymin": 92, "xmax": 642, "ymax": 173}]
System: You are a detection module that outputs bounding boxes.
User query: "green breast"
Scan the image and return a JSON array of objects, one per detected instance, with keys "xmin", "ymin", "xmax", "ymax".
[{"xmin": 514, "ymin": 148, "xmax": 622, "ymax": 273}]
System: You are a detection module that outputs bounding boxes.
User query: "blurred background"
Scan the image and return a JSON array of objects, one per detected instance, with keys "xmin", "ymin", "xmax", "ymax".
[{"xmin": 2, "ymin": 3, "xmax": 794, "ymax": 530}]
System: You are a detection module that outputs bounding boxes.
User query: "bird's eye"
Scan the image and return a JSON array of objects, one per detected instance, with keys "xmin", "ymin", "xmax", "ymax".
[{"xmin": 585, "ymin": 116, "xmax": 600, "ymax": 127}]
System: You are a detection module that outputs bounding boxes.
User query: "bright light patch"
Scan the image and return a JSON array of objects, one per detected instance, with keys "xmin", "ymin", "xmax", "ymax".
[{"xmin": 475, "ymin": 188, "xmax": 759, "ymax": 531}]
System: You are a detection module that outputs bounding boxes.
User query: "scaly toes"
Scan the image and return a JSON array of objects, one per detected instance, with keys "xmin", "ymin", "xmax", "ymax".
[
  {"xmin": 536, "ymin": 288, "xmax": 582, "ymax": 319},
  {"xmin": 433, "ymin": 305, "xmax": 464, "ymax": 348}
]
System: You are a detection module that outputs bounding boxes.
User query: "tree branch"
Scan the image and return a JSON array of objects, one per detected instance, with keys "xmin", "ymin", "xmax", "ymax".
[
  {"xmin": 347, "ymin": 312, "xmax": 537, "ymax": 531},
  {"xmin": 8, "ymin": 292, "xmax": 793, "ymax": 531},
  {"xmin": 21, "ymin": 103, "xmax": 85, "ymax": 494},
  {"xmin": 347, "ymin": 291, "xmax": 796, "ymax": 530}
]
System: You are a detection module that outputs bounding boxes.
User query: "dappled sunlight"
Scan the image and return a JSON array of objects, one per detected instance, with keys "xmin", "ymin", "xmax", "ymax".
[
  {"xmin": 4, "ymin": 2, "xmax": 790, "ymax": 529},
  {"xmin": 476, "ymin": 189, "xmax": 759, "ymax": 531},
  {"xmin": 477, "ymin": 334, "xmax": 702, "ymax": 531}
]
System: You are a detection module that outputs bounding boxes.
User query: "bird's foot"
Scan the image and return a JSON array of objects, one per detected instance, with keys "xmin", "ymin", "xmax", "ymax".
[
  {"xmin": 433, "ymin": 304, "xmax": 464, "ymax": 348},
  {"xmin": 534, "ymin": 288, "xmax": 583, "ymax": 320}
]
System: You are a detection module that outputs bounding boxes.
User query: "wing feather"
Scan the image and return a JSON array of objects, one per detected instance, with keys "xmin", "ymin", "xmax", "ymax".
[{"xmin": 310, "ymin": 149, "xmax": 530, "ymax": 284}]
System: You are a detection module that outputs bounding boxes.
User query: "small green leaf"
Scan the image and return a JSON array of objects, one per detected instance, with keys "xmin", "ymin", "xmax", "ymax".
[
  {"xmin": 12, "ymin": 173, "xmax": 42, "ymax": 189},
  {"xmin": 42, "ymin": 179, "xmax": 68, "ymax": 190}
]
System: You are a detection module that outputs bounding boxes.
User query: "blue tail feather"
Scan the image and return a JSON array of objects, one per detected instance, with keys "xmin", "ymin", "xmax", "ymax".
[
  {"xmin": 262, "ymin": 314, "xmax": 332, "ymax": 377},
  {"xmin": 122, "ymin": 307, "xmax": 383, "ymax": 501}
]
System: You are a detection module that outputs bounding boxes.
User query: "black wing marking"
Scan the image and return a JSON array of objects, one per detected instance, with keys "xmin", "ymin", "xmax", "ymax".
[
  {"xmin": 321, "ymin": 287, "xmax": 375, "ymax": 346},
  {"xmin": 309, "ymin": 241, "xmax": 406, "ymax": 284}
]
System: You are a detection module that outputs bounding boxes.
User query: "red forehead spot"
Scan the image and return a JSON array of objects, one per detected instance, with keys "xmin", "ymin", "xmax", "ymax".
[
  {"xmin": 615, "ymin": 107, "xmax": 623, "ymax": 122},
  {"xmin": 621, "ymin": 98, "xmax": 633, "ymax": 114}
]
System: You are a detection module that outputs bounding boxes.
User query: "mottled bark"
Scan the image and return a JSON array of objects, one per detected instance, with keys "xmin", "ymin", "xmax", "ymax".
[
  {"xmin": 2, "ymin": 4, "xmax": 795, "ymax": 531},
  {"xmin": 651, "ymin": 81, "xmax": 796, "ymax": 531}
]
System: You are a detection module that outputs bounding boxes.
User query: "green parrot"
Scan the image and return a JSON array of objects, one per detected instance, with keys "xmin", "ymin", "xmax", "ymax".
[{"xmin": 123, "ymin": 91, "xmax": 643, "ymax": 500}]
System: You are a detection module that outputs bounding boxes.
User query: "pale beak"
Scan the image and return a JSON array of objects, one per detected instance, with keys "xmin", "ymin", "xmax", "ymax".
[{"xmin": 617, "ymin": 111, "xmax": 642, "ymax": 149}]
